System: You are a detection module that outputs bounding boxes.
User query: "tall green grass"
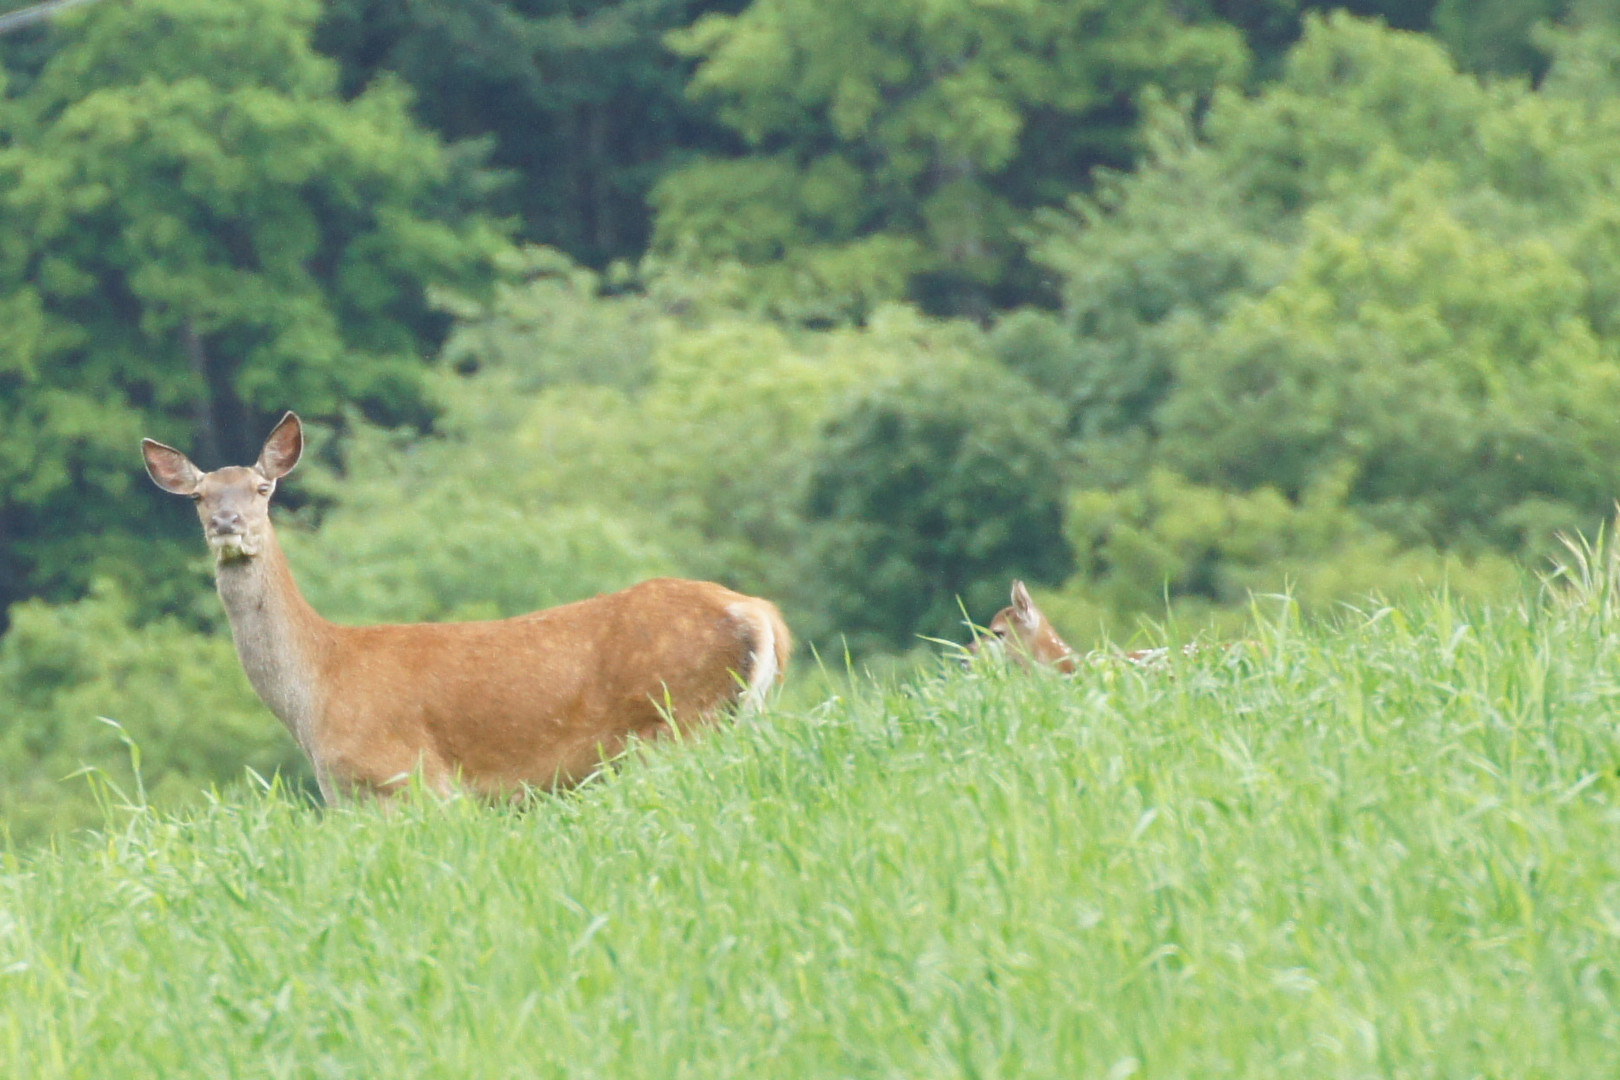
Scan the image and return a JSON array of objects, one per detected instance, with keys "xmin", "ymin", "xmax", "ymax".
[{"xmin": 3, "ymin": 586, "xmax": 1620, "ymax": 1076}]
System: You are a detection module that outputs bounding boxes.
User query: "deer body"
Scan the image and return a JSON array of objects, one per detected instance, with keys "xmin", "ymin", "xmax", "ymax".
[{"xmin": 144, "ymin": 414, "xmax": 790, "ymax": 803}]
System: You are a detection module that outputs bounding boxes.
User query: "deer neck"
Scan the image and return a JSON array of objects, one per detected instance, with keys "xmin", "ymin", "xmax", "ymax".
[
  {"xmin": 1034, "ymin": 626, "xmax": 1079, "ymax": 672},
  {"xmin": 213, "ymin": 522, "xmax": 333, "ymax": 750}
]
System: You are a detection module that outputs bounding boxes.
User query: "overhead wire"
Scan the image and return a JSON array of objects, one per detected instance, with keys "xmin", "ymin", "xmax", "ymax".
[{"xmin": 0, "ymin": 0, "xmax": 109, "ymax": 37}]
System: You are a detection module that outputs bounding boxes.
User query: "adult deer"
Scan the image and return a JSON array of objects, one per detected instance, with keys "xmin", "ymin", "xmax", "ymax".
[
  {"xmin": 971, "ymin": 581, "xmax": 1215, "ymax": 672},
  {"xmin": 142, "ymin": 412, "xmax": 791, "ymax": 804}
]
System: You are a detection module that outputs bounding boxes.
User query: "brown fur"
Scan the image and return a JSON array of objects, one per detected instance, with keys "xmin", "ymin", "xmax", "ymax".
[
  {"xmin": 970, "ymin": 581, "xmax": 1218, "ymax": 673},
  {"xmin": 971, "ymin": 580, "xmax": 1080, "ymax": 672},
  {"xmin": 143, "ymin": 413, "xmax": 792, "ymax": 803}
]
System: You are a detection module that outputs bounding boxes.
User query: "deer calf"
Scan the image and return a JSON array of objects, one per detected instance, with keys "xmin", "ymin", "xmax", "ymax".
[
  {"xmin": 971, "ymin": 581, "xmax": 1218, "ymax": 672},
  {"xmin": 971, "ymin": 581, "xmax": 1081, "ymax": 671},
  {"xmin": 142, "ymin": 412, "xmax": 791, "ymax": 804}
]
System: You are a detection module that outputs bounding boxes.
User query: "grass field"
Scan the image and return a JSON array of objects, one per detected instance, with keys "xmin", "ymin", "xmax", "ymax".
[{"xmin": 4, "ymin": 586, "xmax": 1620, "ymax": 1077}]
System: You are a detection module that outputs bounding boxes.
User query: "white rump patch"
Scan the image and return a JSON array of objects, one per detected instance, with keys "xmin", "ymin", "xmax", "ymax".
[{"xmin": 730, "ymin": 602, "xmax": 778, "ymax": 715}]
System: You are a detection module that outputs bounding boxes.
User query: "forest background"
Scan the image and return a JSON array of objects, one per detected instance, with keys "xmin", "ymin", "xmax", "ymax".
[{"xmin": 2, "ymin": 0, "xmax": 1617, "ymax": 840}]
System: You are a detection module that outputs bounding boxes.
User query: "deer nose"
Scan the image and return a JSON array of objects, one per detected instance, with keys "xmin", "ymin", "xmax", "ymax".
[{"xmin": 209, "ymin": 510, "xmax": 243, "ymax": 534}]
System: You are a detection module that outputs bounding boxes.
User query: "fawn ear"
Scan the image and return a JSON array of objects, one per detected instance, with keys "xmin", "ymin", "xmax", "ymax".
[
  {"xmin": 142, "ymin": 439, "xmax": 203, "ymax": 495},
  {"xmin": 255, "ymin": 412, "xmax": 303, "ymax": 480},
  {"xmin": 1010, "ymin": 580, "xmax": 1040, "ymax": 630}
]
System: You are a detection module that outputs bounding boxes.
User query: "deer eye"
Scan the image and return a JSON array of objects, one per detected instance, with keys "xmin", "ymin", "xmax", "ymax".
[
  {"xmin": 257, "ymin": 483, "xmax": 273, "ymax": 496},
  {"xmin": 189, "ymin": 492, "xmax": 203, "ymax": 502}
]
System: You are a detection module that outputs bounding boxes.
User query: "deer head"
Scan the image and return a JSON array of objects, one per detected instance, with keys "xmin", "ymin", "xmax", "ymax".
[
  {"xmin": 142, "ymin": 412, "xmax": 303, "ymax": 562},
  {"xmin": 970, "ymin": 580, "xmax": 1078, "ymax": 672}
]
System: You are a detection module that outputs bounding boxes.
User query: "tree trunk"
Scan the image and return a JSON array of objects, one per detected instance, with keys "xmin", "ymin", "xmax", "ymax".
[{"xmin": 183, "ymin": 320, "xmax": 224, "ymax": 467}]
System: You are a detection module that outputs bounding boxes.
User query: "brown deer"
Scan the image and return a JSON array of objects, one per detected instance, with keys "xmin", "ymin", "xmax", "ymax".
[
  {"xmin": 971, "ymin": 580, "xmax": 1081, "ymax": 671},
  {"xmin": 971, "ymin": 581, "xmax": 1216, "ymax": 672},
  {"xmin": 142, "ymin": 412, "xmax": 791, "ymax": 804}
]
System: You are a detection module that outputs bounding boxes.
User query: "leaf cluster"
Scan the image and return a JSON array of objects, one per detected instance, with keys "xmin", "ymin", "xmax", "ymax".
[{"xmin": 1021, "ymin": 13, "xmax": 1620, "ymax": 629}]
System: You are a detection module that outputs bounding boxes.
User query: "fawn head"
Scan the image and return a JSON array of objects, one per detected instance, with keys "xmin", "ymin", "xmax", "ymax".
[
  {"xmin": 142, "ymin": 412, "xmax": 303, "ymax": 561},
  {"xmin": 971, "ymin": 580, "xmax": 1075, "ymax": 669}
]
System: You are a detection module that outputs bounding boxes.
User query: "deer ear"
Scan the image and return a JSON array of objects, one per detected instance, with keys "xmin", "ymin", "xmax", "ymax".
[
  {"xmin": 255, "ymin": 412, "xmax": 303, "ymax": 480},
  {"xmin": 142, "ymin": 439, "xmax": 204, "ymax": 495},
  {"xmin": 1010, "ymin": 580, "xmax": 1040, "ymax": 630}
]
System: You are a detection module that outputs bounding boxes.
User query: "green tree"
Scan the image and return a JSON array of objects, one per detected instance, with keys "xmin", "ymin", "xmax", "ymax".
[
  {"xmin": 1433, "ymin": 0, "xmax": 1570, "ymax": 78},
  {"xmin": 798, "ymin": 356, "xmax": 1071, "ymax": 651},
  {"xmin": 1012, "ymin": 96, "xmax": 1289, "ymax": 476},
  {"xmin": 650, "ymin": 0, "xmax": 1248, "ymax": 320},
  {"xmin": 1159, "ymin": 173, "xmax": 1620, "ymax": 551},
  {"xmin": 0, "ymin": 0, "xmax": 507, "ymax": 620},
  {"xmin": 1023, "ymin": 13, "xmax": 1620, "ymax": 628},
  {"xmin": 315, "ymin": 0, "xmax": 742, "ymax": 266}
]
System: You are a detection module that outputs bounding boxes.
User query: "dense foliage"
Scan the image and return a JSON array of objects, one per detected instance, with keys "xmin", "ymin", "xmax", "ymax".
[
  {"xmin": 6, "ymin": 0, "xmax": 1620, "ymax": 838},
  {"xmin": 650, "ymin": 0, "xmax": 1247, "ymax": 319},
  {"xmin": 1016, "ymin": 12, "xmax": 1620, "ymax": 638},
  {"xmin": 313, "ymin": 0, "xmax": 747, "ymax": 265},
  {"xmin": 0, "ymin": 0, "xmax": 506, "ymax": 619}
]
